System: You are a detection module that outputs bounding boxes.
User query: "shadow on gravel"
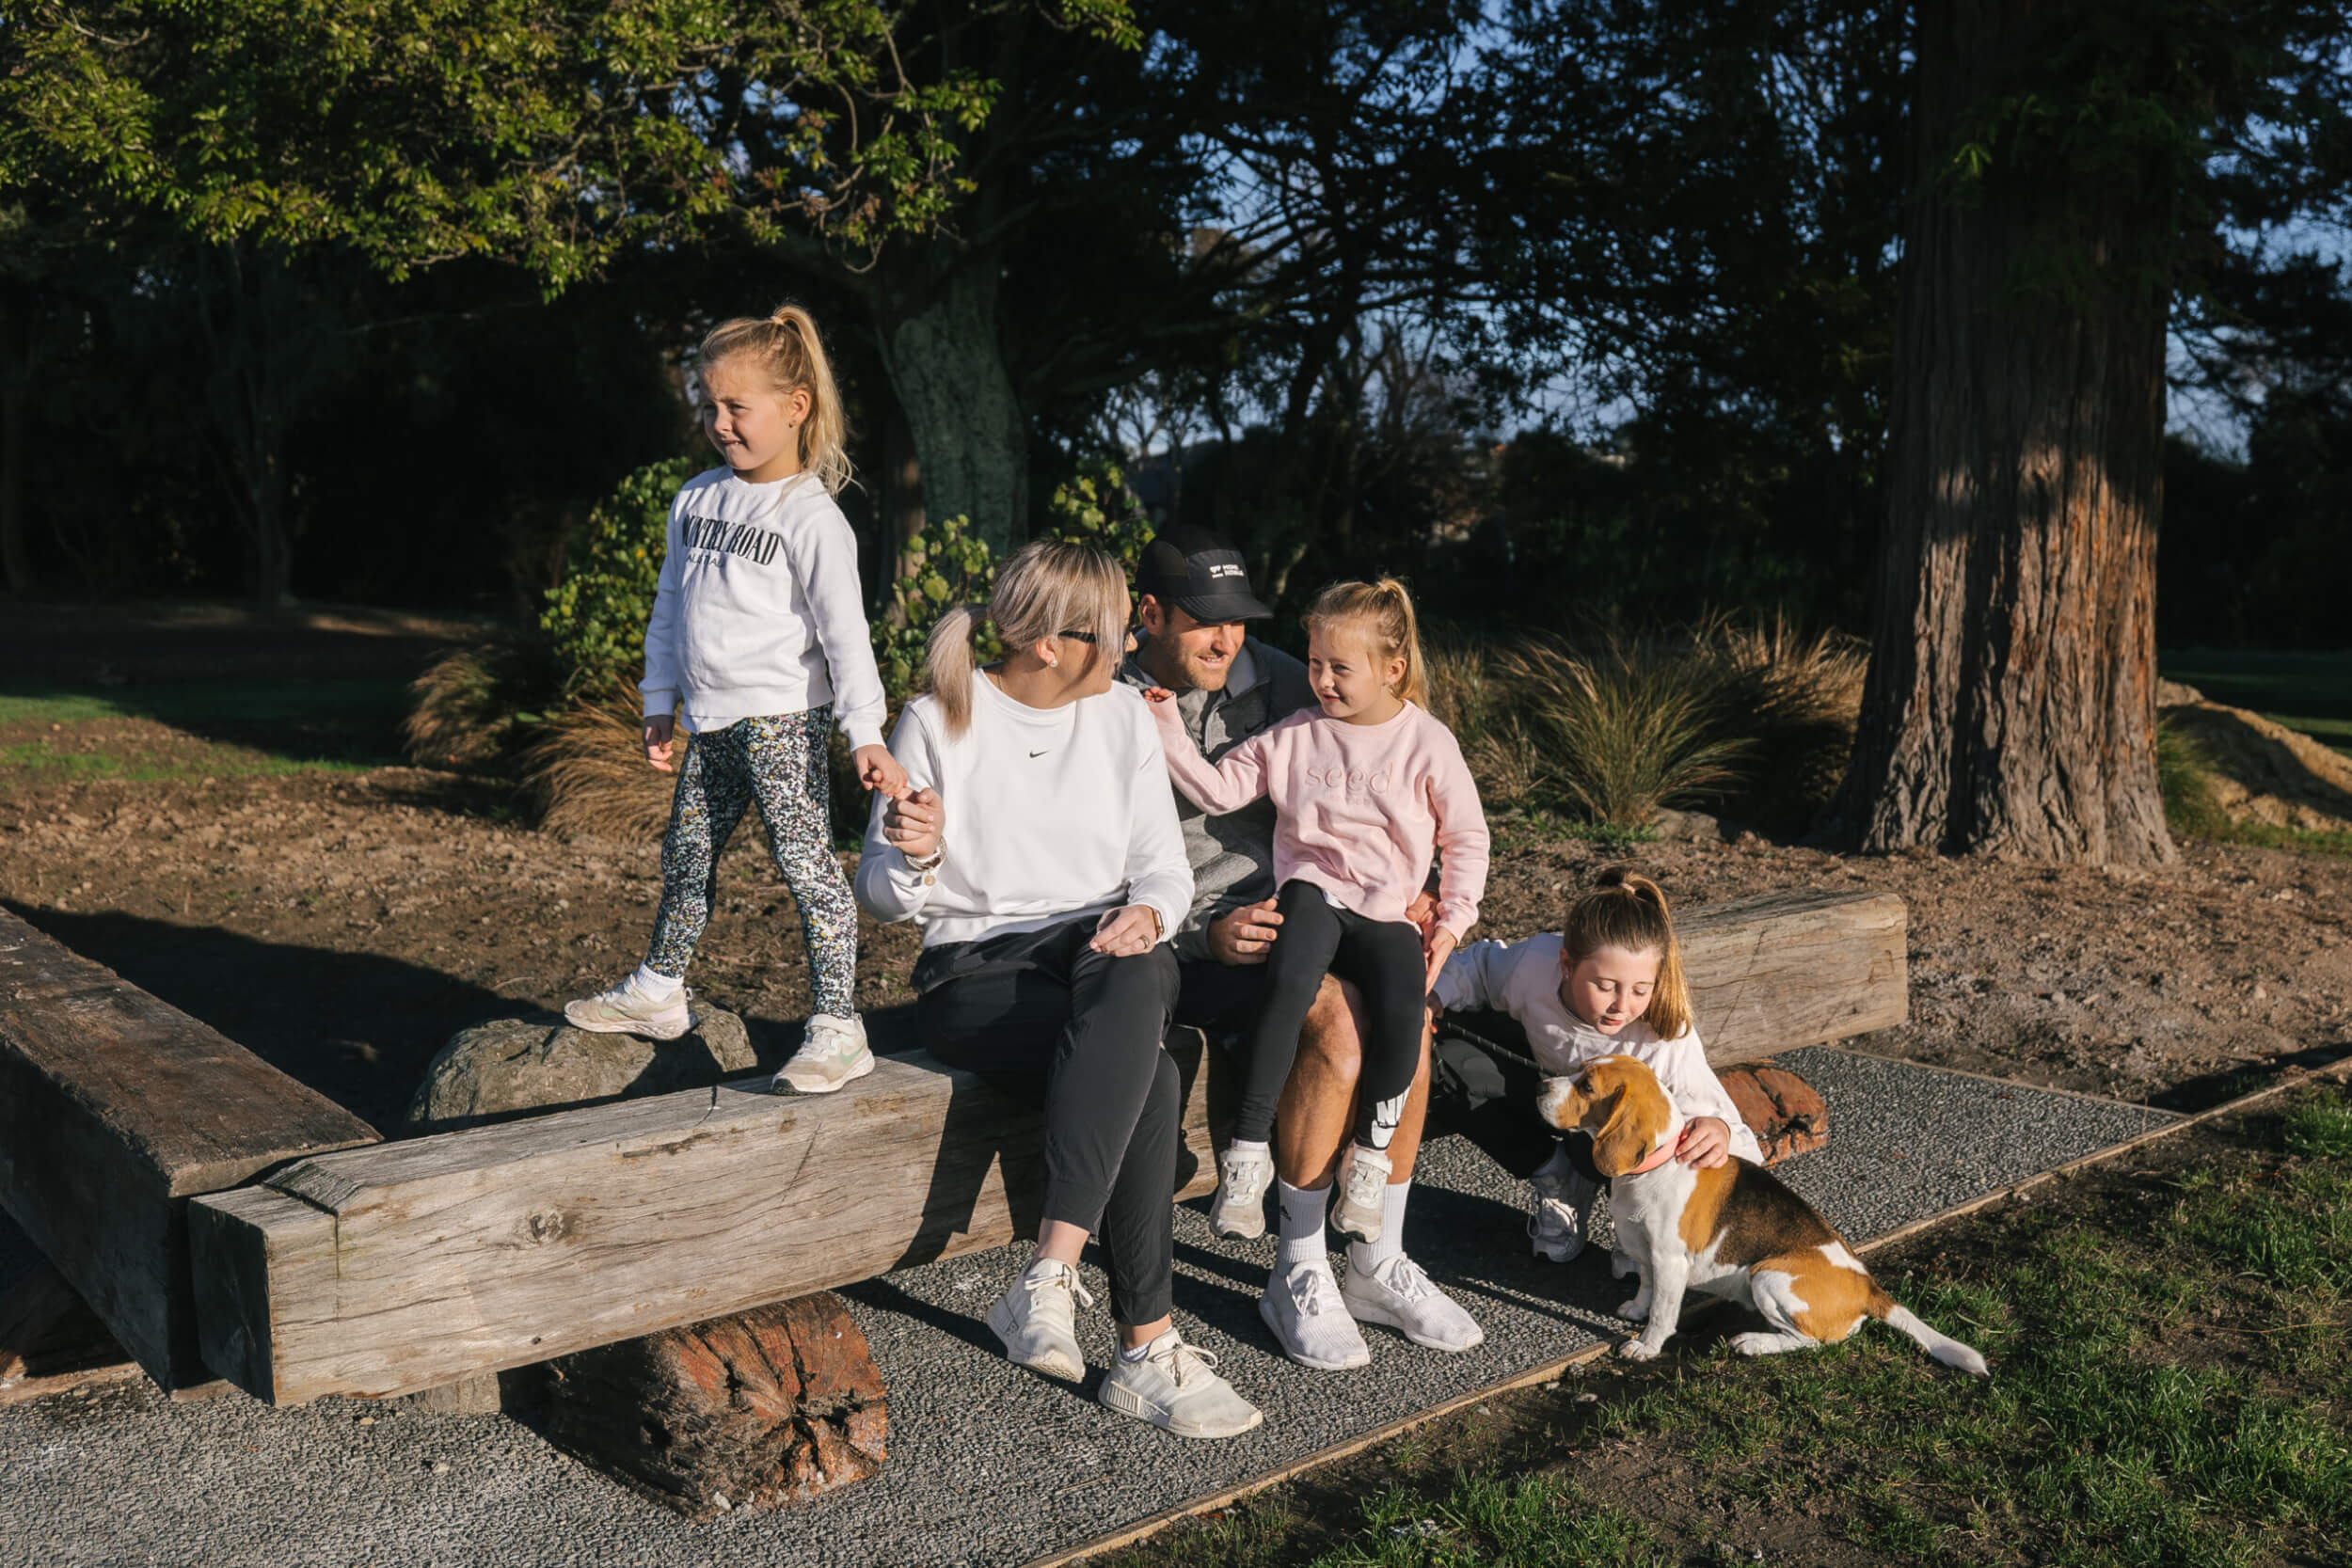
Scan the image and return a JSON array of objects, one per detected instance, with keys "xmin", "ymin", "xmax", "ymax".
[{"xmin": 4, "ymin": 902, "xmax": 517, "ymax": 1133}]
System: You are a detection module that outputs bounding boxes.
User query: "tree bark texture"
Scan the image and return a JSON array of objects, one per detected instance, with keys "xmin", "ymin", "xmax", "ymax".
[
  {"xmin": 1836, "ymin": 0, "xmax": 2175, "ymax": 865},
  {"xmin": 538, "ymin": 1292, "xmax": 886, "ymax": 1520},
  {"xmin": 874, "ymin": 259, "xmax": 1027, "ymax": 555}
]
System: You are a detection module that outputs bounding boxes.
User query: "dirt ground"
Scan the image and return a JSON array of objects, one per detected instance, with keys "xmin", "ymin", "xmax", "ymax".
[{"xmin": 3, "ymin": 743, "xmax": 2347, "ymax": 1133}]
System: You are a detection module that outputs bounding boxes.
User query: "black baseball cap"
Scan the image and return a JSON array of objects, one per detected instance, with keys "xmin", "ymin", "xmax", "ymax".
[{"xmin": 1136, "ymin": 527, "xmax": 1274, "ymax": 622}]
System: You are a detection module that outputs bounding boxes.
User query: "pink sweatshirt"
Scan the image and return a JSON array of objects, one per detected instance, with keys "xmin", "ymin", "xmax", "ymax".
[{"xmin": 1150, "ymin": 698, "xmax": 1490, "ymax": 939}]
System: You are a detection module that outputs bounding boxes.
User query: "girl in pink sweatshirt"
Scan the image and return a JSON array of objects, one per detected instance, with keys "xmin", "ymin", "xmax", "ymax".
[{"xmin": 1145, "ymin": 578, "xmax": 1488, "ymax": 1244}]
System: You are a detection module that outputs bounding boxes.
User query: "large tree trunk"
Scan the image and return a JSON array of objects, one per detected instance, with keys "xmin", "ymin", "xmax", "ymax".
[
  {"xmin": 873, "ymin": 258, "xmax": 1027, "ymax": 554},
  {"xmin": 196, "ymin": 245, "xmax": 310, "ymax": 607},
  {"xmin": 1832, "ymin": 0, "xmax": 2174, "ymax": 865}
]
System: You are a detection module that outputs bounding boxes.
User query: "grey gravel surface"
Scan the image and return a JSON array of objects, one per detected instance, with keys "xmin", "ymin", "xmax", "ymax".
[{"xmin": 0, "ymin": 1048, "xmax": 2176, "ymax": 1568}]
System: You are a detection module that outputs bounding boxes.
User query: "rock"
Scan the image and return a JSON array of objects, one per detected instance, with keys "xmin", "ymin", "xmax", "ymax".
[
  {"xmin": 538, "ymin": 1292, "xmax": 887, "ymax": 1519},
  {"xmin": 402, "ymin": 1006, "xmax": 764, "ymax": 1134},
  {"xmin": 1650, "ymin": 807, "xmax": 1724, "ymax": 843},
  {"xmin": 1719, "ymin": 1063, "xmax": 1829, "ymax": 1165}
]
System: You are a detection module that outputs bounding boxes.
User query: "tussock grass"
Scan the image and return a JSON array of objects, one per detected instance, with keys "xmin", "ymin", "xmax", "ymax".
[
  {"xmin": 520, "ymin": 685, "xmax": 677, "ymax": 843},
  {"xmin": 1426, "ymin": 614, "xmax": 1865, "ymax": 831},
  {"xmin": 403, "ymin": 642, "xmax": 562, "ymax": 771}
]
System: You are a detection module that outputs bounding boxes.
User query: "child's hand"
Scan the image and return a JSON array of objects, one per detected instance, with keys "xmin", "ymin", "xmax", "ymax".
[
  {"xmin": 1090, "ymin": 903, "xmax": 1163, "ymax": 957},
  {"xmin": 1422, "ymin": 927, "xmax": 1457, "ymax": 995},
  {"xmin": 644, "ymin": 715, "xmax": 676, "ymax": 773},
  {"xmin": 853, "ymin": 743, "xmax": 910, "ymax": 800},
  {"xmin": 1405, "ymin": 889, "xmax": 1438, "ymax": 939},
  {"xmin": 1675, "ymin": 1116, "xmax": 1731, "ymax": 1169},
  {"xmin": 1140, "ymin": 686, "xmax": 1175, "ymax": 705}
]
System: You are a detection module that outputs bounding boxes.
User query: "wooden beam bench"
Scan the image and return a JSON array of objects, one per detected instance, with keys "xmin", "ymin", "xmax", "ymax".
[
  {"xmin": 0, "ymin": 910, "xmax": 379, "ymax": 1392},
  {"xmin": 187, "ymin": 889, "xmax": 1903, "ymax": 1405}
]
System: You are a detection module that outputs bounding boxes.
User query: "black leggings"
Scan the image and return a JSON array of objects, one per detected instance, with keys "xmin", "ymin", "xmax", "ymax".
[
  {"xmin": 918, "ymin": 917, "xmax": 1182, "ymax": 1327},
  {"xmin": 1429, "ymin": 1015, "xmax": 1601, "ymax": 1181},
  {"xmin": 1237, "ymin": 879, "xmax": 1428, "ymax": 1150}
]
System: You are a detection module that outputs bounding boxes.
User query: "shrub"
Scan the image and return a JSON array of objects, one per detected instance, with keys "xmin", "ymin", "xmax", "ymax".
[
  {"xmin": 402, "ymin": 641, "xmax": 563, "ymax": 770},
  {"xmin": 520, "ymin": 680, "xmax": 676, "ymax": 843},
  {"xmin": 871, "ymin": 512, "xmax": 998, "ymax": 702},
  {"xmin": 539, "ymin": 455, "xmax": 700, "ymax": 696},
  {"xmin": 1499, "ymin": 635, "xmax": 1756, "ymax": 826}
]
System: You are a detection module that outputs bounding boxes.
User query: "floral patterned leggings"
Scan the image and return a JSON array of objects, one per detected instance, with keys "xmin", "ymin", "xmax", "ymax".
[{"xmin": 643, "ymin": 708, "xmax": 858, "ymax": 1019}]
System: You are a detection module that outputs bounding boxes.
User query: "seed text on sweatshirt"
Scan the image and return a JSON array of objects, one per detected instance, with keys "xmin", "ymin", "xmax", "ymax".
[
  {"xmin": 639, "ymin": 467, "xmax": 888, "ymax": 748},
  {"xmin": 1148, "ymin": 698, "xmax": 1489, "ymax": 939},
  {"xmin": 854, "ymin": 676, "xmax": 1193, "ymax": 952}
]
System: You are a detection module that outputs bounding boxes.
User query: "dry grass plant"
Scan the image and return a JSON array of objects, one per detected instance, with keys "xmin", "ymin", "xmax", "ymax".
[
  {"xmin": 403, "ymin": 642, "xmax": 561, "ymax": 770},
  {"xmin": 522, "ymin": 684, "xmax": 679, "ymax": 843},
  {"xmin": 1496, "ymin": 635, "xmax": 1755, "ymax": 825}
]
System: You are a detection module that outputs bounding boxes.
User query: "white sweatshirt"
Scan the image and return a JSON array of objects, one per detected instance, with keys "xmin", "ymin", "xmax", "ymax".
[
  {"xmin": 854, "ymin": 676, "xmax": 1194, "ymax": 952},
  {"xmin": 639, "ymin": 467, "xmax": 889, "ymax": 749},
  {"xmin": 1435, "ymin": 932, "xmax": 1766, "ymax": 1164}
]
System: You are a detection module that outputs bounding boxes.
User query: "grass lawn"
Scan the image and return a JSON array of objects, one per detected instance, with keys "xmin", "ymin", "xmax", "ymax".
[
  {"xmin": 2163, "ymin": 649, "xmax": 2352, "ymax": 756},
  {"xmin": 1108, "ymin": 1087, "xmax": 2352, "ymax": 1568},
  {"xmin": 0, "ymin": 679, "xmax": 411, "ymax": 785}
]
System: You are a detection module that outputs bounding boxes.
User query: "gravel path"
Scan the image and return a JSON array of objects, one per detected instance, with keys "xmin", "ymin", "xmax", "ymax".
[{"xmin": 1, "ymin": 1049, "xmax": 2175, "ymax": 1568}]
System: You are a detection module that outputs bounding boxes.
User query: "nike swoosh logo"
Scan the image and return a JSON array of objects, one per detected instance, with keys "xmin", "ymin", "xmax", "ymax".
[{"xmin": 1028, "ymin": 749, "xmax": 1049, "ymax": 757}]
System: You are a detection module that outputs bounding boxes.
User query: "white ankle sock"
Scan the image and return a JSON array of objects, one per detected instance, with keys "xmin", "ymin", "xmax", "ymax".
[
  {"xmin": 1348, "ymin": 1180, "xmax": 1412, "ymax": 1275},
  {"xmin": 629, "ymin": 964, "xmax": 683, "ymax": 1003},
  {"xmin": 1276, "ymin": 1179, "xmax": 1330, "ymax": 1266},
  {"xmin": 1228, "ymin": 1138, "xmax": 1270, "ymax": 1156}
]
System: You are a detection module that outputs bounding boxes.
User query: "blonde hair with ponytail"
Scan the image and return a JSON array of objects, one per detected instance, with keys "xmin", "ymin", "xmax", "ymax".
[
  {"xmin": 696, "ymin": 304, "xmax": 852, "ymax": 495},
  {"xmin": 1564, "ymin": 864, "xmax": 1693, "ymax": 1042},
  {"xmin": 1305, "ymin": 578, "xmax": 1427, "ymax": 705},
  {"xmin": 925, "ymin": 540, "xmax": 1129, "ymax": 736}
]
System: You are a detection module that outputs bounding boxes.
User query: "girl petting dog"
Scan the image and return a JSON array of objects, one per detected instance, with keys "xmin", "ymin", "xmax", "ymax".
[
  {"xmin": 1430, "ymin": 866, "xmax": 1762, "ymax": 1263},
  {"xmin": 1144, "ymin": 578, "xmax": 1490, "ymax": 1261},
  {"xmin": 565, "ymin": 305, "xmax": 909, "ymax": 1094}
]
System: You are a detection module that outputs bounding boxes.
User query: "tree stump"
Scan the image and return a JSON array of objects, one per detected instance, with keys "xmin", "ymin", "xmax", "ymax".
[
  {"xmin": 538, "ymin": 1291, "xmax": 886, "ymax": 1518},
  {"xmin": 1720, "ymin": 1063, "xmax": 1829, "ymax": 1165}
]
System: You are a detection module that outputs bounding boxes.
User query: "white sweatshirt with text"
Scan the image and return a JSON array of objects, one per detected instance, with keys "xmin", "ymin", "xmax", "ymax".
[{"xmin": 639, "ymin": 467, "xmax": 888, "ymax": 748}]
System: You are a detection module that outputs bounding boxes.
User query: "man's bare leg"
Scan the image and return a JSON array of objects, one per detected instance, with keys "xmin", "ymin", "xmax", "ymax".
[{"xmin": 1276, "ymin": 979, "xmax": 1435, "ymax": 1188}]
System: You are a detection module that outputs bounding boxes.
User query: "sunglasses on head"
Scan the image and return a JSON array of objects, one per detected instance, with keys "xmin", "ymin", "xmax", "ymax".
[{"xmin": 1055, "ymin": 629, "xmax": 1100, "ymax": 643}]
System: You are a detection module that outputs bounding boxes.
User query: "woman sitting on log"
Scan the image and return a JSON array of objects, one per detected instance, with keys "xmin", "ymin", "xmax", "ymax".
[{"xmin": 854, "ymin": 539, "xmax": 1263, "ymax": 1441}]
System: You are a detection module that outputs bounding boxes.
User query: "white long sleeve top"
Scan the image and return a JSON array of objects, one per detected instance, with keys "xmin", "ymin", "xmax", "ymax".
[
  {"xmin": 853, "ymin": 676, "xmax": 1194, "ymax": 952},
  {"xmin": 1435, "ymin": 931, "xmax": 1766, "ymax": 1164},
  {"xmin": 639, "ymin": 467, "xmax": 889, "ymax": 749}
]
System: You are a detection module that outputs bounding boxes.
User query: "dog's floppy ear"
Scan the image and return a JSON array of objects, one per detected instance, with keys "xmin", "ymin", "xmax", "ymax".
[{"xmin": 1584, "ymin": 1056, "xmax": 1673, "ymax": 1177}]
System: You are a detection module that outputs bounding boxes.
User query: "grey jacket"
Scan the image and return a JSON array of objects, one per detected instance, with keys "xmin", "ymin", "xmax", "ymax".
[{"xmin": 1119, "ymin": 633, "xmax": 1316, "ymax": 961}]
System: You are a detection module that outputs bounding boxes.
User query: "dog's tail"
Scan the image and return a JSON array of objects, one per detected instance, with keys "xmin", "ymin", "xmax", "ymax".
[{"xmin": 1880, "ymin": 1300, "xmax": 1989, "ymax": 1377}]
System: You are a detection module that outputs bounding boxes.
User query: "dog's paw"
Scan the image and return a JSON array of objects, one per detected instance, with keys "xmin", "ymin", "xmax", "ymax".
[
  {"xmin": 1609, "ymin": 1249, "xmax": 1639, "ymax": 1280},
  {"xmin": 1616, "ymin": 1337, "xmax": 1659, "ymax": 1361},
  {"xmin": 1728, "ymin": 1333, "xmax": 1776, "ymax": 1356},
  {"xmin": 1616, "ymin": 1297, "xmax": 1650, "ymax": 1323}
]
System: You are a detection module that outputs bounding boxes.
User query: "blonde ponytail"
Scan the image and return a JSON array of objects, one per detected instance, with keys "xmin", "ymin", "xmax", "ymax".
[
  {"xmin": 696, "ymin": 303, "xmax": 852, "ymax": 494},
  {"xmin": 1565, "ymin": 864, "xmax": 1693, "ymax": 1041},
  {"xmin": 1306, "ymin": 576, "xmax": 1427, "ymax": 704},
  {"xmin": 925, "ymin": 540, "xmax": 1129, "ymax": 736}
]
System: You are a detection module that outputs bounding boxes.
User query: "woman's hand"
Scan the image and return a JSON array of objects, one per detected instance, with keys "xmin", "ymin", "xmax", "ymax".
[
  {"xmin": 644, "ymin": 715, "xmax": 676, "ymax": 773},
  {"xmin": 1675, "ymin": 1116, "xmax": 1732, "ymax": 1169},
  {"xmin": 853, "ymin": 743, "xmax": 910, "ymax": 800},
  {"xmin": 1090, "ymin": 903, "xmax": 1163, "ymax": 957},
  {"xmin": 882, "ymin": 786, "xmax": 944, "ymax": 861},
  {"xmin": 1422, "ymin": 926, "xmax": 1457, "ymax": 995}
]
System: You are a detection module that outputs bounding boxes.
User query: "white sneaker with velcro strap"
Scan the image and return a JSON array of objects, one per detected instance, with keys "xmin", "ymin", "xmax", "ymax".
[
  {"xmin": 1527, "ymin": 1168, "xmax": 1600, "ymax": 1262},
  {"xmin": 563, "ymin": 976, "xmax": 694, "ymax": 1040},
  {"xmin": 1209, "ymin": 1145, "xmax": 1276, "ymax": 1239},
  {"xmin": 772, "ymin": 1013, "xmax": 875, "ymax": 1095},
  {"xmin": 1328, "ymin": 1143, "xmax": 1392, "ymax": 1243}
]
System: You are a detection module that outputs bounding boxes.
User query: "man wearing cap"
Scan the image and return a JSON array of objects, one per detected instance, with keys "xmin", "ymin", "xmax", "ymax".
[{"xmin": 1121, "ymin": 528, "xmax": 1483, "ymax": 1370}]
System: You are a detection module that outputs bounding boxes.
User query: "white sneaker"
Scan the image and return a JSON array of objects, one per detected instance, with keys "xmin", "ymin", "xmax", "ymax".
[
  {"xmin": 1328, "ymin": 1144, "xmax": 1392, "ymax": 1243},
  {"xmin": 563, "ymin": 976, "xmax": 693, "ymax": 1040},
  {"xmin": 772, "ymin": 1013, "xmax": 875, "ymax": 1095},
  {"xmin": 1209, "ymin": 1146, "xmax": 1275, "ymax": 1240},
  {"xmin": 1528, "ymin": 1169, "xmax": 1599, "ymax": 1262},
  {"xmin": 984, "ymin": 1259, "xmax": 1093, "ymax": 1381},
  {"xmin": 1259, "ymin": 1259, "xmax": 1372, "ymax": 1370},
  {"xmin": 1343, "ymin": 1255, "xmax": 1486, "ymax": 1353},
  {"xmin": 1099, "ymin": 1331, "xmax": 1263, "ymax": 1439}
]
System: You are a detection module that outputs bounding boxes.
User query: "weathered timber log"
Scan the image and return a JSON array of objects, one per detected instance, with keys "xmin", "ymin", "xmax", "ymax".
[
  {"xmin": 0, "ymin": 909, "xmax": 379, "ymax": 1389},
  {"xmin": 1720, "ymin": 1064, "xmax": 1831, "ymax": 1166},
  {"xmin": 192, "ymin": 1023, "xmax": 1214, "ymax": 1404},
  {"xmin": 190, "ymin": 890, "xmax": 1904, "ymax": 1405},
  {"xmin": 537, "ymin": 1292, "xmax": 886, "ymax": 1518},
  {"xmin": 1678, "ymin": 890, "xmax": 1906, "ymax": 1065}
]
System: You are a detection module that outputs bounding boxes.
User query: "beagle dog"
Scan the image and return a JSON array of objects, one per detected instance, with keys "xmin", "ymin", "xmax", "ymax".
[{"xmin": 1540, "ymin": 1056, "xmax": 1988, "ymax": 1375}]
